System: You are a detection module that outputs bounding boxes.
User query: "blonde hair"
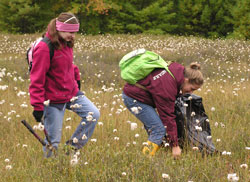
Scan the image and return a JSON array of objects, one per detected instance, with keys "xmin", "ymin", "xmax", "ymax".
[{"xmin": 184, "ymin": 62, "xmax": 204, "ymax": 85}]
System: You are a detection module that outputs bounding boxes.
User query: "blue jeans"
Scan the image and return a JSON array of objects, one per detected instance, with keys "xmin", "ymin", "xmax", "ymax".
[
  {"xmin": 122, "ymin": 92, "xmax": 166, "ymax": 146},
  {"xmin": 43, "ymin": 95, "xmax": 99, "ymax": 157}
]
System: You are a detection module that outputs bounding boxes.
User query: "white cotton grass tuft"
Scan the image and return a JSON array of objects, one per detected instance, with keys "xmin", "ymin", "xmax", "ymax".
[
  {"xmin": 207, "ymin": 136, "xmax": 212, "ymax": 139},
  {"xmin": 227, "ymin": 173, "xmax": 239, "ymax": 181},
  {"xmin": 195, "ymin": 126, "xmax": 202, "ymax": 131},
  {"xmin": 65, "ymin": 125, "xmax": 71, "ymax": 130},
  {"xmin": 98, "ymin": 122, "xmax": 103, "ymax": 126},
  {"xmin": 70, "ymin": 104, "xmax": 82, "ymax": 109},
  {"xmin": 222, "ymin": 151, "xmax": 231, "ymax": 156},
  {"xmin": 164, "ymin": 143, "xmax": 170, "ymax": 147},
  {"xmin": 135, "ymin": 134, "xmax": 140, "ymax": 138},
  {"xmin": 75, "ymin": 150, "xmax": 80, "ymax": 156},
  {"xmin": 114, "ymin": 137, "xmax": 119, "ymax": 141},
  {"xmin": 162, "ymin": 173, "xmax": 170, "ymax": 179},
  {"xmin": 5, "ymin": 165, "xmax": 12, "ymax": 170},
  {"xmin": 86, "ymin": 115, "xmax": 93, "ymax": 121},
  {"xmin": 20, "ymin": 103, "xmax": 28, "ymax": 108},
  {"xmin": 43, "ymin": 99, "xmax": 50, "ymax": 106},
  {"xmin": 90, "ymin": 138, "xmax": 97, "ymax": 142},
  {"xmin": 130, "ymin": 122, "xmax": 138, "ymax": 130},
  {"xmin": 70, "ymin": 157, "xmax": 78, "ymax": 166},
  {"xmin": 70, "ymin": 96, "xmax": 78, "ymax": 102},
  {"xmin": 0, "ymin": 100, "xmax": 5, "ymax": 105},
  {"xmin": 130, "ymin": 107, "xmax": 139, "ymax": 114},
  {"xmin": 66, "ymin": 117, "xmax": 71, "ymax": 121},
  {"xmin": 142, "ymin": 142, "xmax": 148, "ymax": 146},
  {"xmin": 0, "ymin": 85, "xmax": 9, "ymax": 90},
  {"xmin": 82, "ymin": 134, "xmax": 87, "ymax": 140},
  {"xmin": 73, "ymin": 137, "xmax": 78, "ymax": 144},
  {"xmin": 37, "ymin": 123, "xmax": 44, "ymax": 131},
  {"xmin": 192, "ymin": 147, "xmax": 199, "ymax": 151},
  {"xmin": 17, "ymin": 91, "xmax": 27, "ymax": 97},
  {"xmin": 240, "ymin": 164, "xmax": 248, "ymax": 169}
]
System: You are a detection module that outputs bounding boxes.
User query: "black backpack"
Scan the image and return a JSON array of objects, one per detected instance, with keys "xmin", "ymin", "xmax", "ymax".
[{"xmin": 26, "ymin": 36, "xmax": 54, "ymax": 72}]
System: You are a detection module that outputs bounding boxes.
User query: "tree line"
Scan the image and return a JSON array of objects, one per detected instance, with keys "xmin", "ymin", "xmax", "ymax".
[{"xmin": 0, "ymin": 0, "xmax": 249, "ymax": 39}]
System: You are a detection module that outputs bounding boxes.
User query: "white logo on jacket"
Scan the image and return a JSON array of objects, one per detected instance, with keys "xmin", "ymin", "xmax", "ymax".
[{"xmin": 153, "ymin": 70, "xmax": 166, "ymax": 80}]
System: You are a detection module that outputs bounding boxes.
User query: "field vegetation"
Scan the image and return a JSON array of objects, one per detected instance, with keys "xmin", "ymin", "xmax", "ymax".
[{"xmin": 0, "ymin": 34, "xmax": 249, "ymax": 181}]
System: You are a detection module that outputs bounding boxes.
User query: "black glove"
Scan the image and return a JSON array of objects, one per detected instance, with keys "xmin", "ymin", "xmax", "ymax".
[
  {"xmin": 32, "ymin": 110, "xmax": 44, "ymax": 122},
  {"xmin": 77, "ymin": 80, "xmax": 81, "ymax": 90}
]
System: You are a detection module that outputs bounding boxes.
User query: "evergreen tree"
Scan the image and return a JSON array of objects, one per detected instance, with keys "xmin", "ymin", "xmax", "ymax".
[
  {"xmin": 176, "ymin": 0, "xmax": 205, "ymax": 36},
  {"xmin": 200, "ymin": 0, "xmax": 234, "ymax": 38},
  {"xmin": 106, "ymin": 0, "xmax": 177, "ymax": 34},
  {"xmin": 0, "ymin": 0, "xmax": 71, "ymax": 33},
  {"xmin": 229, "ymin": 0, "xmax": 250, "ymax": 39},
  {"xmin": 69, "ymin": 0, "xmax": 112, "ymax": 34},
  {"xmin": 0, "ymin": 0, "xmax": 248, "ymax": 39},
  {"xmin": 136, "ymin": 0, "xmax": 177, "ymax": 34},
  {"xmin": 0, "ymin": 0, "xmax": 41, "ymax": 33}
]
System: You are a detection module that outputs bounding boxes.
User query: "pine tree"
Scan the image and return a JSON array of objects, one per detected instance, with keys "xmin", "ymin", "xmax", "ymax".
[
  {"xmin": 0, "ymin": 0, "xmax": 41, "ymax": 33},
  {"xmin": 229, "ymin": 0, "xmax": 250, "ymax": 39},
  {"xmin": 176, "ymin": 0, "xmax": 205, "ymax": 36}
]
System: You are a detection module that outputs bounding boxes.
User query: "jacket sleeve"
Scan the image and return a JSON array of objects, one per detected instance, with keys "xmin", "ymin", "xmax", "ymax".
[
  {"xmin": 154, "ymin": 94, "xmax": 178, "ymax": 147},
  {"xmin": 150, "ymin": 77, "xmax": 179, "ymax": 147},
  {"xmin": 73, "ymin": 64, "xmax": 81, "ymax": 81},
  {"xmin": 29, "ymin": 42, "xmax": 50, "ymax": 111}
]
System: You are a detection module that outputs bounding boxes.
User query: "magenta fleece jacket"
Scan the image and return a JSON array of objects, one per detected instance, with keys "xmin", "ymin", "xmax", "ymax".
[
  {"xmin": 73, "ymin": 64, "xmax": 81, "ymax": 81},
  {"xmin": 123, "ymin": 62, "xmax": 185, "ymax": 146},
  {"xmin": 29, "ymin": 33, "xmax": 79, "ymax": 111}
]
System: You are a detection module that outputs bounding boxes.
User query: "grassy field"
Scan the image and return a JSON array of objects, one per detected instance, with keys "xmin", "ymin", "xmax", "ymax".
[{"xmin": 0, "ymin": 33, "xmax": 249, "ymax": 182}]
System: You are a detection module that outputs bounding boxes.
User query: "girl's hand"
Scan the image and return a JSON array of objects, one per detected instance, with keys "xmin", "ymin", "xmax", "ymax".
[{"xmin": 172, "ymin": 146, "xmax": 181, "ymax": 159}]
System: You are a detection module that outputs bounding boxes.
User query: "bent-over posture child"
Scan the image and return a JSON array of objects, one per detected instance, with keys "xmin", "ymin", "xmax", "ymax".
[{"xmin": 122, "ymin": 62, "xmax": 203, "ymax": 158}]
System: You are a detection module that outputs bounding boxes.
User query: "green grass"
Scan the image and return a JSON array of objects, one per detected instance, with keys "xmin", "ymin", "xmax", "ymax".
[{"xmin": 0, "ymin": 33, "xmax": 249, "ymax": 182}]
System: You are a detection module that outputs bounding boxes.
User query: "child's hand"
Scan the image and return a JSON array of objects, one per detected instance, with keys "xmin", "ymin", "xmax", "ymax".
[{"xmin": 172, "ymin": 146, "xmax": 181, "ymax": 159}]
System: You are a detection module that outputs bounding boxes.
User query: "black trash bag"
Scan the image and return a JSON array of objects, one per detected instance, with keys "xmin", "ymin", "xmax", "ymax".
[{"xmin": 174, "ymin": 94, "xmax": 217, "ymax": 154}]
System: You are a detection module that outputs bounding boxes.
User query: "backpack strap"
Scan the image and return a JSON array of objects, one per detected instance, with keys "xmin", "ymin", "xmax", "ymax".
[
  {"xmin": 41, "ymin": 37, "xmax": 54, "ymax": 61},
  {"xmin": 134, "ymin": 61, "xmax": 175, "ymax": 91},
  {"xmin": 164, "ymin": 61, "xmax": 175, "ymax": 80},
  {"xmin": 134, "ymin": 83, "xmax": 148, "ymax": 91}
]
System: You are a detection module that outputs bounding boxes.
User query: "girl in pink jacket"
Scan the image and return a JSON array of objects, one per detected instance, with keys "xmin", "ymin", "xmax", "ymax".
[{"xmin": 29, "ymin": 12, "xmax": 99, "ymax": 158}]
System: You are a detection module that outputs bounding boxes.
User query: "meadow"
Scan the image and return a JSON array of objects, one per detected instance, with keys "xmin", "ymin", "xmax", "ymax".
[{"xmin": 0, "ymin": 33, "xmax": 249, "ymax": 182}]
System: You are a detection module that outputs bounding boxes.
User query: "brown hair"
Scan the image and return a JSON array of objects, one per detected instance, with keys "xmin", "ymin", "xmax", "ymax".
[
  {"xmin": 47, "ymin": 12, "xmax": 79, "ymax": 49},
  {"xmin": 184, "ymin": 62, "xmax": 204, "ymax": 85}
]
